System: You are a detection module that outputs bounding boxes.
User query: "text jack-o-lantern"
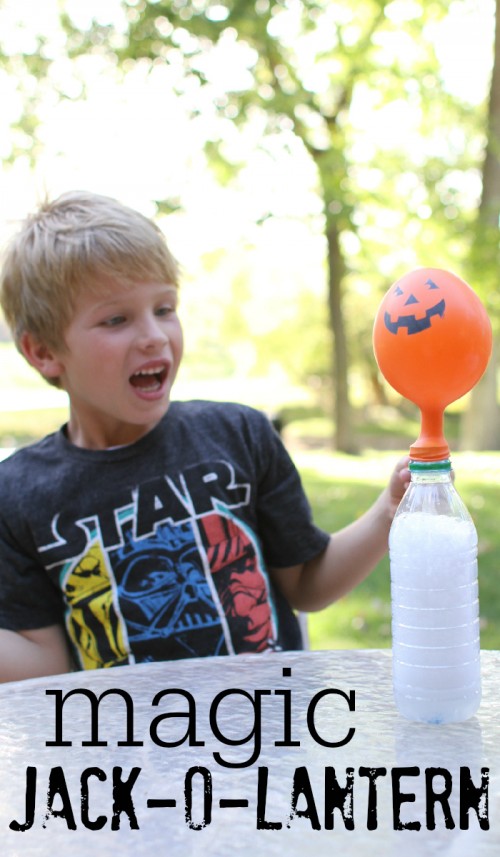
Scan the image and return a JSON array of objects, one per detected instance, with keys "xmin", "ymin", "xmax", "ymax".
[{"xmin": 373, "ymin": 267, "xmax": 492, "ymax": 461}]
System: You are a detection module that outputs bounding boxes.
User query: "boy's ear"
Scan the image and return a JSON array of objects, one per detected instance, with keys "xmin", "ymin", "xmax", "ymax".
[{"xmin": 19, "ymin": 332, "xmax": 64, "ymax": 381}]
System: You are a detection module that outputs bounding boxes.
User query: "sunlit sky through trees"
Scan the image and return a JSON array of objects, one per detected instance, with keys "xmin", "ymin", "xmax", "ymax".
[
  {"xmin": 0, "ymin": 0, "xmax": 493, "ymax": 234},
  {"xmin": 0, "ymin": 0, "xmax": 496, "ymax": 413}
]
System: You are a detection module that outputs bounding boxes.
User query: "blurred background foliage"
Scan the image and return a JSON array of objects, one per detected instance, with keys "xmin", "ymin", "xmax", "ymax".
[
  {"xmin": 56, "ymin": 0, "xmax": 500, "ymax": 452},
  {"xmin": 1, "ymin": 0, "xmax": 499, "ymax": 454}
]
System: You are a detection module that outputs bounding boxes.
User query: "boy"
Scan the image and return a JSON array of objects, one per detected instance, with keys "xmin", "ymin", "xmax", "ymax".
[{"xmin": 0, "ymin": 191, "xmax": 409, "ymax": 682}]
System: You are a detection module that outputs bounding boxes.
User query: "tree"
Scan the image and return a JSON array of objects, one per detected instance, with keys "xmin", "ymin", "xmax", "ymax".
[
  {"xmin": 0, "ymin": 5, "xmax": 52, "ymax": 166},
  {"xmin": 461, "ymin": 0, "xmax": 500, "ymax": 450},
  {"xmin": 63, "ymin": 0, "xmax": 476, "ymax": 450}
]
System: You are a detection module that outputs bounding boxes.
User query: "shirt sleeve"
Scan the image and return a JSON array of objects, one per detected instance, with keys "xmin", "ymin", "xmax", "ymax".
[
  {"xmin": 251, "ymin": 413, "xmax": 330, "ymax": 568},
  {"xmin": 0, "ymin": 515, "xmax": 64, "ymax": 631}
]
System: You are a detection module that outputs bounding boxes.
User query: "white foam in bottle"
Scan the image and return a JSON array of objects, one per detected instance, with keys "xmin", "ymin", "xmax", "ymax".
[{"xmin": 389, "ymin": 460, "xmax": 481, "ymax": 724}]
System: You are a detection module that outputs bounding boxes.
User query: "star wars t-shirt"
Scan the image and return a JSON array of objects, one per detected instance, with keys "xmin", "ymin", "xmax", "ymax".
[{"xmin": 0, "ymin": 401, "xmax": 329, "ymax": 669}]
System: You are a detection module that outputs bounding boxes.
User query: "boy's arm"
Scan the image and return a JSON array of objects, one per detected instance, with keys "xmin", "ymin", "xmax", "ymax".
[
  {"xmin": 0, "ymin": 625, "xmax": 72, "ymax": 683},
  {"xmin": 270, "ymin": 457, "xmax": 410, "ymax": 613}
]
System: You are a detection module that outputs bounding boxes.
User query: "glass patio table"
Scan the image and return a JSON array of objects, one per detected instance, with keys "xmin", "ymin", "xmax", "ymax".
[{"xmin": 0, "ymin": 648, "xmax": 498, "ymax": 856}]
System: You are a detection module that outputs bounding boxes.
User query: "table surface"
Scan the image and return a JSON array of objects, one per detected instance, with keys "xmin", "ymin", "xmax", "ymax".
[{"xmin": 0, "ymin": 648, "xmax": 498, "ymax": 856}]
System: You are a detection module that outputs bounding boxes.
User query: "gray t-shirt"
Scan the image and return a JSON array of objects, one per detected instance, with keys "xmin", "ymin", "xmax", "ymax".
[{"xmin": 0, "ymin": 400, "xmax": 329, "ymax": 669}]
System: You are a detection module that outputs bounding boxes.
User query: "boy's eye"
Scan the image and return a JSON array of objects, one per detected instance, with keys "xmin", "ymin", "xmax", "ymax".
[
  {"xmin": 101, "ymin": 315, "xmax": 126, "ymax": 327},
  {"xmin": 155, "ymin": 305, "xmax": 175, "ymax": 317}
]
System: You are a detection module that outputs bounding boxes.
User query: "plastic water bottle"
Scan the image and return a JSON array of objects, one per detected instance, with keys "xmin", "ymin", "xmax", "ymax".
[{"xmin": 389, "ymin": 458, "xmax": 481, "ymax": 723}]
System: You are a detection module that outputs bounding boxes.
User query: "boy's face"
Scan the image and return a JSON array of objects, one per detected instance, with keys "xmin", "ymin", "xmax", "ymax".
[{"xmin": 44, "ymin": 275, "xmax": 183, "ymax": 449}]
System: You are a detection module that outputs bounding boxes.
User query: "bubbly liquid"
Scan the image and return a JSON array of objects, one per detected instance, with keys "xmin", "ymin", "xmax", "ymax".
[{"xmin": 389, "ymin": 511, "xmax": 481, "ymax": 723}]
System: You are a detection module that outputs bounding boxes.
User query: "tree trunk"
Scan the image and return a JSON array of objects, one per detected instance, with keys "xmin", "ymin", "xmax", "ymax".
[
  {"xmin": 326, "ymin": 221, "xmax": 356, "ymax": 453},
  {"xmin": 461, "ymin": 343, "xmax": 500, "ymax": 450},
  {"xmin": 460, "ymin": 0, "xmax": 500, "ymax": 450}
]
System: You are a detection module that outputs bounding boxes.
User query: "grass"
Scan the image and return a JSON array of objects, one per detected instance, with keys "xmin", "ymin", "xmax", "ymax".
[
  {"xmin": 0, "ymin": 407, "xmax": 68, "ymax": 447},
  {"xmin": 0, "ymin": 342, "xmax": 68, "ymax": 446},
  {"xmin": 297, "ymin": 450, "xmax": 500, "ymax": 651}
]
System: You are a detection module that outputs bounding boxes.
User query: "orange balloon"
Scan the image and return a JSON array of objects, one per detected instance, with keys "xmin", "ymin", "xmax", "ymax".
[{"xmin": 373, "ymin": 267, "xmax": 492, "ymax": 461}]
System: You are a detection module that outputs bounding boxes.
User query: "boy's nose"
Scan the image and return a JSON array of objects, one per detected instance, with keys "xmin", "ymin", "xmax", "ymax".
[{"xmin": 137, "ymin": 316, "xmax": 168, "ymax": 349}]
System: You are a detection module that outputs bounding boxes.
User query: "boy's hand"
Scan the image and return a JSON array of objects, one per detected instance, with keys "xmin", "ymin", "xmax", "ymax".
[
  {"xmin": 387, "ymin": 455, "xmax": 411, "ymax": 518},
  {"xmin": 271, "ymin": 454, "xmax": 412, "ymax": 613}
]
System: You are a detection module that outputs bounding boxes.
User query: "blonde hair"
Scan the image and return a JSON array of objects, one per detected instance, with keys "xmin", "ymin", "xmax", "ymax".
[{"xmin": 0, "ymin": 190, "xmax": 180, "ymax": 355}]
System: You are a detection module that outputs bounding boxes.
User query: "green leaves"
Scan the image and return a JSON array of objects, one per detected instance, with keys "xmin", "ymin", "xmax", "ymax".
[{"xmin": 3, "ymin": 0, "xmax": 496, "ymax": 448}]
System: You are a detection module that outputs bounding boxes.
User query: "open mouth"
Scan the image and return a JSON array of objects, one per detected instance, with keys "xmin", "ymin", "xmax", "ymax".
[{"xmin": 129, "ymin": 365, "xmax": 168, "ymax": 392}]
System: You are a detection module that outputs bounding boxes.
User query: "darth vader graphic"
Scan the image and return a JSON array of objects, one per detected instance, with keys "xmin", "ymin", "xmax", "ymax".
[
  {"xmin": 62, "ymin": 508, "xmax": 277, "ymax": 668},
  {"xmin": 112, "ymin": 519, "xmax": 227, "ymax": 661}
]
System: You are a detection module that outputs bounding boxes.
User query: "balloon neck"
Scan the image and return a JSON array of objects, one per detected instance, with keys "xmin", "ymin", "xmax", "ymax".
[{"xmin": 409, "ymin": 407, "xmax": 450, "ymax": 462}]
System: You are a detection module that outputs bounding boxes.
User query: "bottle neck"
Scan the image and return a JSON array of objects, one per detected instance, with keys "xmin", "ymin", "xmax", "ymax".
[{"xmin": 409, "ymin": 458, "xmax": 452, "ymax": 485}]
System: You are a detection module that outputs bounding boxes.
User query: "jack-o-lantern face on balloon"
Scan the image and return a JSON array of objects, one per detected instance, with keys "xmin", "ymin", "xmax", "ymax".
[
  {"xmin": 383, "ymin": 277, "xmax": 445, "ymax": 336},
  {"xmin": 374, "ymin": 268, "xmax": 491, "ymax": 410},
  {"xmin": 373, "ymin": 267, "xmax": 492, "ymax": 460}
]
